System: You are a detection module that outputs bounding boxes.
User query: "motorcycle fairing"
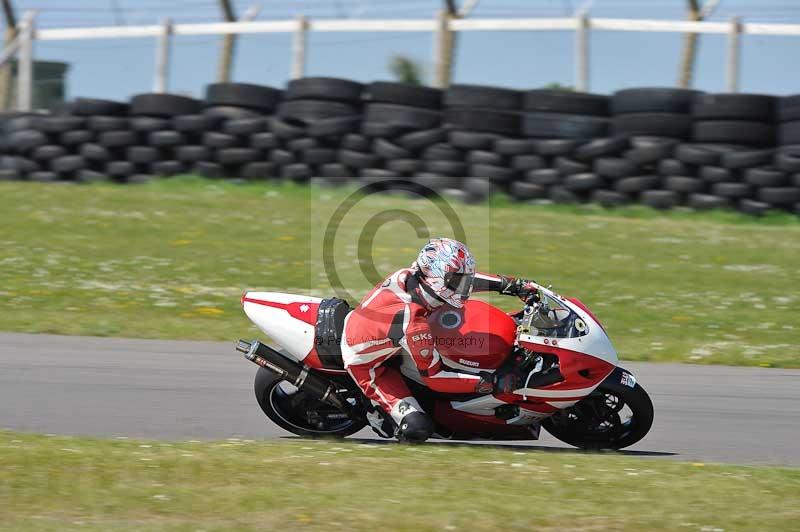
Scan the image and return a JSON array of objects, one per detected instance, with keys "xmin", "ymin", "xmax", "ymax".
[
  {"xmin": 428, "ymin": 299, "xmax": 517, "ymax": 370},
  {"xmin": 242, "ymin": 291, "xmax": 321, "ymax": 363}
]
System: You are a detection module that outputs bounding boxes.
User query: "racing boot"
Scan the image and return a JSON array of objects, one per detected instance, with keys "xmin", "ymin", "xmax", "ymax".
[
  {"xmin": 396, "ymin": 411, "xmax": 435, "ymax": 443},
  {"xmin": 365, "ymin": 405, "xmax": 396, "ymax": 439}
]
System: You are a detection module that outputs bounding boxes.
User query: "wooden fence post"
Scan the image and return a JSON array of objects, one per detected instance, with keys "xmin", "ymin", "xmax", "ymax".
[
  {"xmin": 153, "ymin": 18, "xmax": 172, "ymax": 93},
  {"xmin": 574, "ymin": 11, "xmax": 589, "ymax": 92},
  {"xmin": 291, "ymin": 14, "xmax": 308, "ymax": 79},
  {"xmin": 726, "ymin": 16, "xmax": 742, "ymax": 93},
  {"xmin": 433, "ymin": 10, "xmax": 453, "ymax": 89},
  {"xmin": 16, "ymin": 11, "xmax": 34, "ymax": 111}
]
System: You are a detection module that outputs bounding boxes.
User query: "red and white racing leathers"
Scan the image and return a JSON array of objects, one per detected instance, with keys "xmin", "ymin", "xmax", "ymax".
[{"xmin": 341, "ymin": 268, "xmax": 508, "ymax": 423}]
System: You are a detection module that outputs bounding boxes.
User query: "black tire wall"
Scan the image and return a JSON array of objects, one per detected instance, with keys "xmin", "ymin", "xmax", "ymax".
[{"xmin": 1, "ymin": 81, "xmax": 798, "ymax": 216}]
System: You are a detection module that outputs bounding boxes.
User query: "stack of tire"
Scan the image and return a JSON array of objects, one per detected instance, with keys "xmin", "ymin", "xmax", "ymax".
[
  {"xmin": 598, "ymin": 88, "xmax": 697, "ymax": 210},
  {"xmin": 0, "ymin": 99, "xmax": 129, "ymax": 182},
  {"xmin": 114, "ymin": 93, "xmax": 202, "ymax": 183},
  {"xmin": 1, "ymin": 113, "xmax": 59, "ymax": 181},
  {"xmin": 354, "ymin": 81, "xmax": 443, "ymax": 192},
  {"xmin": 2, "ymin": 78, "xmax": 799, "ymax": 217},
  {"xmin": 775, "ymin": 96, "xmax": 800, "ymax": 215},
  {"xmin": 273, "ymin": 77, "xmax": 363, "ymax": 183},
  {"xmin": 516, "ymin": 89, "xmax": 611, "ymax": 204},
  {"xmin": 441, "ymin": 84, "xmax": 520, "ymax": 201},
  {"xmin": 680, "ymin": 93, "xmax": 777, "ymax": 215},
  {"xmin": 0, "ymin": 112, "xmax": 24, "ymax": 180},
  {"xmin": 189, "ymin": 83, "xmax": 281, "ymax": 180}
]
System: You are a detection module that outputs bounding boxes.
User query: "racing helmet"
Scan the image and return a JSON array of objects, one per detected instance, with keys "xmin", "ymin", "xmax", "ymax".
[{"xmin": 413, "ymin": 238, "xmax": 476, "ymax": 308}]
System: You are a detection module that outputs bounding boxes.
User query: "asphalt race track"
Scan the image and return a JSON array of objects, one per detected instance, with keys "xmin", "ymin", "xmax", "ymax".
[{"xmin": 1, "ymin": 332, "xmax": 798, "ymax": 466}]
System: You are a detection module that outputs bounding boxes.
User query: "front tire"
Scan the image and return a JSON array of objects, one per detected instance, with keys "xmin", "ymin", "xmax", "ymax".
[
  {"xmin": 542, "ymin": 378, "xmax": 654, "ymax": 450},
  {"xmin": 254, "ymin": 367, "xmax": 366, "ymax": 438}
]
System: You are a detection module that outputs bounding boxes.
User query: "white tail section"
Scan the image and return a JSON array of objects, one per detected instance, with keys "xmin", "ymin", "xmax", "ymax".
[{"xmin": 241, "ymin": 291, "xmax": 322, "ymax": 362}]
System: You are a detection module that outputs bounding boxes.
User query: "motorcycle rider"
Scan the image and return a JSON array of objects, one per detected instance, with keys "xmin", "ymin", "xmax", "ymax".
[{"xmin": 341, "ymin": 237, "xmax": 538, "ymax": 442}]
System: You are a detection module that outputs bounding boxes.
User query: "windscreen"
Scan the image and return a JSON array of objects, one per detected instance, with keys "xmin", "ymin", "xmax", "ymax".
[{"xmin": 524, "ymin": 293, "xmax": 588, "ymax": 339}]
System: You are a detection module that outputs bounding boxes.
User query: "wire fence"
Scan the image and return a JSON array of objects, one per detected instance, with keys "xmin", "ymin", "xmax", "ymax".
[{"xmin": 2, "ymin": 10, "xmax": 800, "ymax": 110}]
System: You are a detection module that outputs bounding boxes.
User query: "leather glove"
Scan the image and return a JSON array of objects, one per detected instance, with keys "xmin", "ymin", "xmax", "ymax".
[
  {"xmin": 475, "ymin": 369, "xmax": 525, "ymax": 395},
  {"xmin": 500, "ymin": 276, "xmax": 539, "ymax": 303},
  {"xmin": 494, "ymin": 369, "xmax": 525, "ymax": 395}
]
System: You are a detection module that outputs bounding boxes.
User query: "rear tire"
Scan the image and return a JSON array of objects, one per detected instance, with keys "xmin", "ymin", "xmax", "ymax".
[
  {"xmin": 254, "ymin": 367, "xmax": 366, "ymax": 438},
  {"xmin": 542, "ymin": 379, "xmax": 654, "ymax": 450}
]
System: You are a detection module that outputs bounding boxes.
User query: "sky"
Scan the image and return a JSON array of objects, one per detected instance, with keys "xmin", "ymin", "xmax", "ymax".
[{"xmin": 8, "ymin": 0, "xmax": 800, "ymax": 100}]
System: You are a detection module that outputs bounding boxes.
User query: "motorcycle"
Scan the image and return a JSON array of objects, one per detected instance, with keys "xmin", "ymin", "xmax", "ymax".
[{"xmin": 236, "ymin": 282, "xmax": 653, "ymax": 450}]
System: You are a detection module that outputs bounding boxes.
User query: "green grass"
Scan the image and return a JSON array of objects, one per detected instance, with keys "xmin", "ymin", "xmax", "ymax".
[
  {"xmin": 1, "ymin": 431, "xmax": 798, "ymax": 531},
  {"xmin": 1, "ymin": 177, "xmax": 799, "ymax": 367}
]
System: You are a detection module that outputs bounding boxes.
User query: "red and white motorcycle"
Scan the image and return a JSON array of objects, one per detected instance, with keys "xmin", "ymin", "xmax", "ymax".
[{"xmin": 236, "ymin": 283, "xmax": 653, "ymax": 450}]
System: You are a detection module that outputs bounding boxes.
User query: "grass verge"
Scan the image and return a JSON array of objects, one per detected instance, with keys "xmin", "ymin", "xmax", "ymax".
[
  {"xmin": 1, "ymin": 177, "xmax": 799, "ymax": 366},
  {"xmin": 1, "ymin": 431, "xmax": 798, "ymax": 531}
]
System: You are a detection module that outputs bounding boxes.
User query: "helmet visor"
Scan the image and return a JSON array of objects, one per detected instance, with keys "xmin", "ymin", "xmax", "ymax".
[{"xmin": 443, "ymin": 272, "xmax": 475, "ymax": 299}]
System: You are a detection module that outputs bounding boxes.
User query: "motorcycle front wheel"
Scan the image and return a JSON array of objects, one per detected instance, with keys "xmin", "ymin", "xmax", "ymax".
[
  {"xmin": 254, "ymin": 367, "xmax": 367, "ymax": 438},
  {"xmin": 542, "ymin": 379, "xmax": 654, "ymax": 450}
]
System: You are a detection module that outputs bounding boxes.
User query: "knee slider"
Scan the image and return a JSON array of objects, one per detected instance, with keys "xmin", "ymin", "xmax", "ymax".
[{"xmin": 398, "ymin": 411, "xmax": 434, "ymax": 443}]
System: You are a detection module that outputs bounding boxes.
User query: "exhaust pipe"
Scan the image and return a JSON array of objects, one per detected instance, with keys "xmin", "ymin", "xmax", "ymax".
[{"xmin": 237, "ymin": 339, "xmax": 352, "ymax": 414}]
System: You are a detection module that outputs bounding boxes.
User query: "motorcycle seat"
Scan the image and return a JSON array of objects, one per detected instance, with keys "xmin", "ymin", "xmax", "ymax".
[{"xmin": 314, "ymin": 297, "xmax": 351, "ymax": 370}]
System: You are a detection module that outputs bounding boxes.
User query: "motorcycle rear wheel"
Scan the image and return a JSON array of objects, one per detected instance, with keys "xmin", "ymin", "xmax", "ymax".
[
  {"xmin": 542, "ymin": 380, "xmax": 654, "ymax": 450},
  {"xmin": 254, "ymin": 367, "xmax": 367, "ymax": 438}
]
